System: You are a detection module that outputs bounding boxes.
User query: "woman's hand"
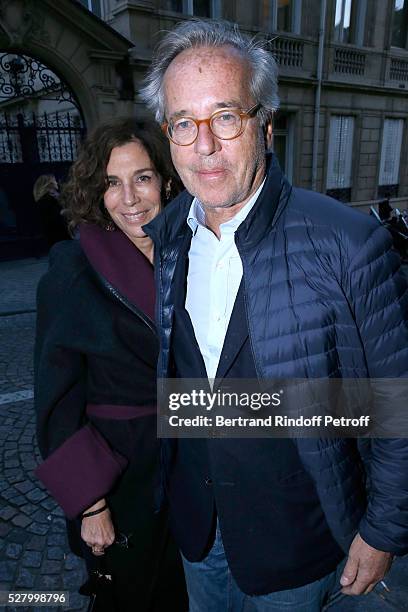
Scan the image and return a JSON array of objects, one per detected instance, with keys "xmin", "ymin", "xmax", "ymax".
[{"xmin": 81, "ymin": 498, "xmax": 115, "ymax": 556}]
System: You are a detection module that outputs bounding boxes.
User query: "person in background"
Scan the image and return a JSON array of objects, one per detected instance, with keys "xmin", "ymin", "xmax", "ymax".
[
  {"xmin": 34, "ymin": 118, "xmax": 187, "ymax": 611},
  {"xmin": 32, "ymin": 174, "xmax": 69, "ymax": 249}
]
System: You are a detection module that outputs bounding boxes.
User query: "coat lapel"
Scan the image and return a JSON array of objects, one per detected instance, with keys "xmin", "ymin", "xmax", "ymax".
[
  {"xmin": 215, "ymin": 282, "xmax": 249, "ymax": 381},
  {"xmin": 80, "ymin": 224, "xmax": 155, "ymax": 321},
  {"xmin": 172, "ymin": 232, "xmax": 208, "ymax": 380},
  {"xmin": 171, "ymin": 230, "xmax": 249, "ymax": 383}
]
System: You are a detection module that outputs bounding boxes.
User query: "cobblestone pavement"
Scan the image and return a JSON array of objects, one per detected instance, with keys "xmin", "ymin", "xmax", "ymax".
[
  {"xmin": 0, "ymin": 257, "xmax": 407, "ymax": 611},
  {"xmin": 0, "ymin": 258, "xmax": 48, "ymax": 316},
  {"xmin": 0, "ymin": 258, "xmax": 88, "ymax": 611}
]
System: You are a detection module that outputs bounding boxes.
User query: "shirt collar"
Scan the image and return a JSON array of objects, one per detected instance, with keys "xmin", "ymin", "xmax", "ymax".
[{"xmin": 187, "ymin": 177, "xmax": 266, "ymax": 235}]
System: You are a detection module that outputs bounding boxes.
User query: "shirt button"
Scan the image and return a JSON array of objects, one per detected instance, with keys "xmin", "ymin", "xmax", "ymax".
[{"xmin": 205, "ymin": 477, "xmax": 213, "ymax": 486}]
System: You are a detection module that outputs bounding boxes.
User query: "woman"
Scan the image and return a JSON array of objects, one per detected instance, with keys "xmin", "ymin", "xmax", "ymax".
[
  {"xmin": 34, "ymin": 118, "xmax": 186, "ymax": 611},
  {"xmin": 33, "ymin": 174, "xmax": 69, "ymax": 248}
]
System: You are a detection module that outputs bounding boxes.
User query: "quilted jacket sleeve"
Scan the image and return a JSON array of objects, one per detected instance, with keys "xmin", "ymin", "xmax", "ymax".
[{"xmin": 345, "ymin": 223, "xmax": 408, "ymax": 554}]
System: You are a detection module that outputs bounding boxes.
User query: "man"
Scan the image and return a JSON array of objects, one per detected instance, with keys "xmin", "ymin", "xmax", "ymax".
[{"xmin": 141, "ymin": 19, "xmax": 408, "ymax": 611}]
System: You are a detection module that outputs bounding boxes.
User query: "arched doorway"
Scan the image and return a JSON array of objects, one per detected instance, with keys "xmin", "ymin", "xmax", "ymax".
[{"xmin": 0, "ymin": 51, "xmax": 86, "ymax": 258}]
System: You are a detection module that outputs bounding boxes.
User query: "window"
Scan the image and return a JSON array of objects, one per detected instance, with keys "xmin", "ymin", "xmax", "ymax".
[
  {"xmin": 326, "ymin": 115, "xmax": 355, "ymax": 202},
  {"xmin": 161, "ymin": 0, "xmax": 183, "ymax": 10},
  {"xmin": 161, "ymin": 0, "xmax": 220, "ymax": 16},
  {"xmin": 334, "ymin": 0, "xmax": 367, "ymax": 46},
  {"xmin": 271, "ymin": 112, "xmax": 294, "ymax": 182},
  {"xmin": 277, "ymin": 0, "xmax": 301, "ymax": 33},
  {"xmin": 78, "ymin": 0, "xmax": 102, "ymax": 18},
  {"xmin": 261, "ymin": 0, "xmax": 302, "ymax": 34},
  {"xmin": 392, "ymin": 0, "xmax": 408, "ymax": 48},
  {"xmin": 378, "ymin": 118, "xmax": 404, "ymax": 198},
  {"xmin": 191, "ymin": 0, "xmax": 211, "ymax": 16}
]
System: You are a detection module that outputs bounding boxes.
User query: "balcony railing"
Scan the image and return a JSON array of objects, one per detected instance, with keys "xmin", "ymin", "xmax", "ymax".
[
  {"xmin": 333, "ymin": 47, "xmax": 366, "ymax": 75},
  {"xmin": 266, "ymin": 37, "xmax": 304, "ymax": 68},
  {"xmin": 389, "ymin": 58, "xmax": 408, "ymax": 81}
]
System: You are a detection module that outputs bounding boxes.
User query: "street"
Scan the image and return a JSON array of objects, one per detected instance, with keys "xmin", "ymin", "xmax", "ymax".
[{"xmin": 0, "ymin": 258, "xmax": 87, "ymax": 611}]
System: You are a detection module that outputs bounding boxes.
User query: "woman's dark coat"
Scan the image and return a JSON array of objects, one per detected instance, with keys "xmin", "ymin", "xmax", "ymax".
[{"xmin": 34, "ymin": 225, "xmax": 186, "ymax": 611}]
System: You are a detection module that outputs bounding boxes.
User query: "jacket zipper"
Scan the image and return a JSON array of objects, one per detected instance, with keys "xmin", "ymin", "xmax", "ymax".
[
  {"xmin": 235, "ymin": 235, "xmax": 262, "ymax": 380},
  {"xmin": 95, "ymin": 271, "xmax": 157, "ymax": 337}
]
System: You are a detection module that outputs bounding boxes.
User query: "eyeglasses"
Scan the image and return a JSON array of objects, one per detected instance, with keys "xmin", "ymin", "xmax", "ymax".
[{"xmin": 162, "ymin": 104, "xmax": 261, "ymax": 146}]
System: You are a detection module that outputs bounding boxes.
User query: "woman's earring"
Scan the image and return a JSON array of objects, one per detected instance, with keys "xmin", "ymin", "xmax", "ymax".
[
  {"xmin": 102, "ymin": 203, "xmax": 115, "ymax": 231},
  {"xmin": 165, "ymin": 181, "xmax": 172, "ymax": 201}
]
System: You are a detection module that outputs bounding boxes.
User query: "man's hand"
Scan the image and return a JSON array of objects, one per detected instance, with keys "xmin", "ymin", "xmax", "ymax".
[
  {"xmin": 340, "ymin": 533, "xmax": 393, "ymax": 595},
  {"xmin": 81, "ymin": 498, "xmax": 115, "ymax": 556}
]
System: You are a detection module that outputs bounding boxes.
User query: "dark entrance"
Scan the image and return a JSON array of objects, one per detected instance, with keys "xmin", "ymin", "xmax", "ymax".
[{"xmin": 0, "ymin": 53, "xmax": 85, "ymax": 260}]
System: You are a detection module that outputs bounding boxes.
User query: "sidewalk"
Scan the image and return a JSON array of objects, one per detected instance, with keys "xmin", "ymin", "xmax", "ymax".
[
  {"xmin": 0, "ymin": 258, "xmax": 48, "ymax": 316},
  {"xmin": 0, "ymin": 257, "xmax": 88, "ymax": 611},
  {"xmin": 0, "ymin": 257, "xmax": 407, "ymax": 611}
]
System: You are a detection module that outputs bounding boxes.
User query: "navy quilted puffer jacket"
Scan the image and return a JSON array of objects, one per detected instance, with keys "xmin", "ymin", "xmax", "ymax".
[{"xmin": 145, "ymin": 155, "xmax": 408, "ymax": 555}]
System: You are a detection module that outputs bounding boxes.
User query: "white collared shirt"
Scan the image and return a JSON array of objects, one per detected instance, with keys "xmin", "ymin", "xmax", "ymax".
[{"xmin": 185, "ymin": 179, "xmax": 265, "ymax": 380}]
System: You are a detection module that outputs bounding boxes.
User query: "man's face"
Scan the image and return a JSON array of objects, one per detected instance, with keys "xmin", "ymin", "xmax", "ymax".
[{"xmin": 163, "ymin": 46, "xmax": 266, "ymax": 211}]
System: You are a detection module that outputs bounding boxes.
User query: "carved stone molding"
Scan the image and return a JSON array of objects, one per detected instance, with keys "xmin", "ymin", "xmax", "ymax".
[{"xmin": 0, "ymin": 0, "xmax": 50, "ymax": 46}]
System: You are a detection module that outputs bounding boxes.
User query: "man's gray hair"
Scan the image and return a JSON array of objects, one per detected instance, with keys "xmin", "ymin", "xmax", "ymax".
[{"xmin": 139, "ymin": 19, "xmax": 279, "ymax": 127}]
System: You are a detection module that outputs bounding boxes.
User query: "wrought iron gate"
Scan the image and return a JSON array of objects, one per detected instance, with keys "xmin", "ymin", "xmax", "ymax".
[
  {"xmin": 0, "ymin": 110, "xmax": 84, "ymax": 257},
  {"xmin": 0, "ymin": 110, "xmax": 84, "ymax": 164},
  {"xmin": 0, "ymin": 52, "xmax": 86, "ymax": 259}
]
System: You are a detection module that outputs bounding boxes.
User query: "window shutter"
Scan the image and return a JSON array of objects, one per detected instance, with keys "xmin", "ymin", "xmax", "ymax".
[
  {"xmin": 379, "ymin": 119, "xmax": 404, "ymax": 185},
  {"xmin": 327, "ymin": 115, "xmax": 354, "ymax": 189}
]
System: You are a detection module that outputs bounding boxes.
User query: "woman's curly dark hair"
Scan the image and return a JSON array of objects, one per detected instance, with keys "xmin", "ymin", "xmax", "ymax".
[{"xmin": 61, "ymin": 116, "xmax": 182, "ymax": 233}]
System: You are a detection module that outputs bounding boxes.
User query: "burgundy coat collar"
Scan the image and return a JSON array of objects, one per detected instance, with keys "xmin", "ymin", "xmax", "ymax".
[{"xmin": 80, "ymin": 223, "xmax": 155, "ymax": 321}]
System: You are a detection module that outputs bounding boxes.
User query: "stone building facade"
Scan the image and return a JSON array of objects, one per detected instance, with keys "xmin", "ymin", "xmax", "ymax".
[
  {"xmin": 0, "ymin": 0, "xmax": 407, "ymax": 259},
  {"xmin": 99, "ymin": 0, "xmax": 408, "ymax": 210},
  {"xmin": 0, "ymin": 0, "xmax": 134, "ymax": 257},
  {"xmin": 0, "ymin": 0, "xmax": 135, "ymax": 131}
]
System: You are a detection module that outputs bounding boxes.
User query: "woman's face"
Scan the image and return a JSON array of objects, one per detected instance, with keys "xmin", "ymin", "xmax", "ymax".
[{"xmin": 104, "ymin": 140, "xmax": 163, "ymax": 245}]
